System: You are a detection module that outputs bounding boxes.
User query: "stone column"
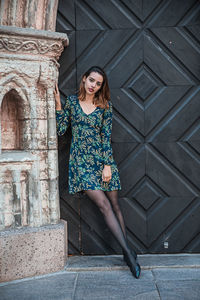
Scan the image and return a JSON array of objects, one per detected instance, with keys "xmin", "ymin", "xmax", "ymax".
[{"xmin": 0, "ymin": 0, "xmax": 69, "ymax": 282}]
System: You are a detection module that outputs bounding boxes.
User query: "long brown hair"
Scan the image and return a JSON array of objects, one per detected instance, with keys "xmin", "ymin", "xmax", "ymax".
[{"xmin": 78, "ymin": 66, "xmax": 110, "ymax": 109}]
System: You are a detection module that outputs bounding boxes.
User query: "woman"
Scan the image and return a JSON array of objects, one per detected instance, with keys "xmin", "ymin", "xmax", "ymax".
[{"xmin": 54, "ymin": 66, "xmax": 141, "ymax": 279}]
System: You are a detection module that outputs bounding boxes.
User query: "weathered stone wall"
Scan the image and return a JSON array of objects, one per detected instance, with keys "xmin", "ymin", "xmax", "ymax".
[
  {"xmin": 0, "ymin": 0, "xmax": 58, "ymax": 31},
  {"xmin": 0, "ymin": 26, "xmax": 68, "ymax": 230},
  {"xmin": 0, "ymin": 1, "xmax": 69, "ymax": 282}
]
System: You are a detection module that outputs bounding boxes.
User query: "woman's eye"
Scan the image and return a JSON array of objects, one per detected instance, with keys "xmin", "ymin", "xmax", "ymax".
[{"xmin": 89, "ymin": 78, "xmax": 94, "ymax": 82}]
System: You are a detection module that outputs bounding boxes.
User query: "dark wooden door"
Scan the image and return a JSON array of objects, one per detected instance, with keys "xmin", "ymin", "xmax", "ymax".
[{"xmin": 56, "ymin": 0, "xmax": 200, "ymax": 255}]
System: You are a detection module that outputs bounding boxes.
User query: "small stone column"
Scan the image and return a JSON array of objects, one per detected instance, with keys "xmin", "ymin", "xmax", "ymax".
[{"xmin": 0, "ymin": 0, "xmax": 68, "ymax": 282}]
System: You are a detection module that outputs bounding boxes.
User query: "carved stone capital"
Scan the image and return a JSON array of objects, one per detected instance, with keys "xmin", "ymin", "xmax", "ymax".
[
  {"xmin": 0, "ymin": 26, "xmax": 68, "ymax": 60},
  {"xmin": 0, "ymin": 36, "xmax": 63, "ymax": 59}
]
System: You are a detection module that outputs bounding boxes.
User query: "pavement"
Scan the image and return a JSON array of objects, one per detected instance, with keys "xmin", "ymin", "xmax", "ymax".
[{"xmin": 0, "ymin": 254, "xmax": 200, "ymax": 300}]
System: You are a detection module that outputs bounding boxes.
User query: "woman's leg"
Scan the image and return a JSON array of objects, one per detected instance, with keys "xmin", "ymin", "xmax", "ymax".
[
  {"xmin": 105, "ymin": 190, "xmax": 137, "ymax": 260},
  {"xmin": 84, "ymin": 189, "xmax": 140, "ymax": 278},
  {"xmin": 105, "ymin": 190, "xmax": 127, "ymax": 238}
]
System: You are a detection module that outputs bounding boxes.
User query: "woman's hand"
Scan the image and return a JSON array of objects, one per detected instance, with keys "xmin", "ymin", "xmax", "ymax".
[
  {"xmin": 102, "ymin": 165, "xmax": 112, "ymax": 182},
  {"xmin": 54, "ymin": 83, "xmax": 62, "ymax": 110}
]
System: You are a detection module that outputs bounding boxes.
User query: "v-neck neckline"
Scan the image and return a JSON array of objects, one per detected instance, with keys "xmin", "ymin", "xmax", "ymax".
[{"xmin": 78, "ymin": 98, "xmax": 98, "ymax": 116}]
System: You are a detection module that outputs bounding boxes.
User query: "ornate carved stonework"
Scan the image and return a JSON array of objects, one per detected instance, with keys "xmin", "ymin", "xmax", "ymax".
[
  {"xmin": 0, "ymin": 37, "xmax": 63, "ymax": 57},
  {"xmin": 0, "ymin": 26, "xmax": 68, "ymax": 59}
]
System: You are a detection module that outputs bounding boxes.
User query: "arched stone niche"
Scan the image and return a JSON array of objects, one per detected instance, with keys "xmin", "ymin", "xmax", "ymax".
[
  {"xmin": 1, "ymin": 89, "xmax": 29, "ymax": 151},
  {"xmin": 0, "ymin": 80, "xmax": 31, "ymax": 153}
]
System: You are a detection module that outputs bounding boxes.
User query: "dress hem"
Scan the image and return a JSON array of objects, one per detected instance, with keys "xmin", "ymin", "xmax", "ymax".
[{"xmin": 69, "ymin": 186, "xmax": 122, "ymax": 195}]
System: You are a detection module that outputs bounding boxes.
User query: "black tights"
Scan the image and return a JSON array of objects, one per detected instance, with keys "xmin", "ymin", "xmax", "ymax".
[
  {"xmin": 105, "ymin": 190, "xmax": 127, "ymax": 239},
  {"xmin": 84, "ymin": 190, "xmax": 130, "ymax": 255}
]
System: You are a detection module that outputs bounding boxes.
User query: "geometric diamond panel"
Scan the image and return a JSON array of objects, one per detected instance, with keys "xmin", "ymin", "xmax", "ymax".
[
  {"xmin": 132, "ymin": 177, "xmax": 167, "ymax": 210},
  {"xmin": 56, "ymin": 0, "xmax": 200, "ymax": 255},
  {"xmin": 129, "ymin": 69, "xmax": 157, "ymax": 100}
]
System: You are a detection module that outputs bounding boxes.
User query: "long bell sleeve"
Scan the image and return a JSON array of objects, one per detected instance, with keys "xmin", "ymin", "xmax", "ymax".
[
  {"xmin": 101, "ymin": 101, "xmax": 114, "ymax": 165},
  {"xmin": 56, "ymin": 96, "xmax": 71, "ymax": 136}
]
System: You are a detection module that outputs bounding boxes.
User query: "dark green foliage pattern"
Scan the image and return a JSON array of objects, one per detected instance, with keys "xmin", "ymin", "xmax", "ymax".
[{"xmin": 56, "ymin": 95, "xmax": 121, "ymax": 194}]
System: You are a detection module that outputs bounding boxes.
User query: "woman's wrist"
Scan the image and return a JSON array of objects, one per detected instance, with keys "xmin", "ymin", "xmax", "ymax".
[{"xmin": 104, "ymin": 165, "xmax": 111, "ymax": 168}]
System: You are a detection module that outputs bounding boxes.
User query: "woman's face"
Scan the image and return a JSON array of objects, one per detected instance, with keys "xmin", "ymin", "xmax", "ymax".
[{"xmin": 83, "ymin": 72, "xmax": 103, "ymax": 96}]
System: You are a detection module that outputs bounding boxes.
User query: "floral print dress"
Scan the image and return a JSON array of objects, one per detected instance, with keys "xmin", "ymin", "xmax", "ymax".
[{"xmin": 56, "ymin": 94, "xmax": 121, "ymax": 194}]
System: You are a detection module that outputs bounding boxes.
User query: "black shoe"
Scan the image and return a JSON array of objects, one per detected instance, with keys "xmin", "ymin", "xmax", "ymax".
[{"xmin": 123, "ymin": 251, "xmax": 141, "ymax": 279}]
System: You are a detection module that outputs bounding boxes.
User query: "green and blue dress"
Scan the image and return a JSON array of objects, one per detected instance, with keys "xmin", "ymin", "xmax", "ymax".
[{"xmin": 56, "ymin": 94, "xmax": 121, "ymax": 194}]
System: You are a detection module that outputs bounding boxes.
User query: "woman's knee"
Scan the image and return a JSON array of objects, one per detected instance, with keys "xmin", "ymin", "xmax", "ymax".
[
  {"xmin": 99, "ymin": 198, "xmax": 112, "ymax": 216},
  {"xmin": 85, "ymin": 190, "xmax": 112, "ymax": 216}
]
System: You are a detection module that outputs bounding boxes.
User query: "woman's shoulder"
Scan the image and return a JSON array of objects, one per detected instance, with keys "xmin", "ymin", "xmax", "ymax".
[
  {"xmin": 64, "ymin": 94, "xmax": 78, "ymax": 108},
  {"xmin": 104, "ymin": 100, "xmax": 112, "ymax": 111},
  {"xmin": 68, "ymin": 94, "xmax": 78, "ymax": 100},
  {"xmin": 66, "ymin": 94, "xmax": 78, "ymax": 103}
]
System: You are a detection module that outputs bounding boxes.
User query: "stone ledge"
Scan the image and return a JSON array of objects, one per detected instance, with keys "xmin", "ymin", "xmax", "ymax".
[
  {"xmin": 0, "ymin": 151, "xmax": 34, "ymax": 163},
  {"xmin": 0, "ymin": 25, "xmax": 68, "ymax": 46},
  {"xmin": 65, "ymin": 254, "xmax": 200, "ymax": 272},
  {"xmin": 0, "ymin": 220, "xmax": 68, "ymax": 283}
]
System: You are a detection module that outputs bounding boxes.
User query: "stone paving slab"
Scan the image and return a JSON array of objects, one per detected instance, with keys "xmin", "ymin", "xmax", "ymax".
[
  {"xmin": 152, "ymin": 268, "xmax": 200, "ymax": 300},
  {"xmin": 156, "ymin": 280, "xmax": 200, "ymax": 300},
  {"xmin": 0, "ymin": 273, "xmax": 77, "ymax": 300},
  {"xmin": 73, "ymin": 270, "xmax": 160, "ymax": 300},
  {"xmin": 152, "ymin": 267, "xmax": 200, "ymax": 280},
  {"xmin": 1, "ymin": 268, "xmax": 200, "ymax": 300},
  {"xmin": 0, "ymin": 270, "xmax": 159, "ymax": 300}
]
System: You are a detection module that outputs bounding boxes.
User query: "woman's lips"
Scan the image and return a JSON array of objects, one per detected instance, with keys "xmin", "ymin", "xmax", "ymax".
[{"xmin": 88, "ymin": 88, "xmax": 94, "ymax": 92}]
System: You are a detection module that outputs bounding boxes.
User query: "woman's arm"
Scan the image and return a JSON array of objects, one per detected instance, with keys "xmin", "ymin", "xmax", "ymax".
[
  {"xmin": 101, "ymin": 101, "xmax": 114, "ymax": 165},
  {"xmin": 54, "ymin": 83, "xmax": 71, "ymax": 136},
  {"xmin": 101, "ymin": 101, "xmax": 114, "ymax": 182}
]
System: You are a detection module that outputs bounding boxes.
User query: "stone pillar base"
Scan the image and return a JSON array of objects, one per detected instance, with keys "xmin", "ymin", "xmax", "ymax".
[{"xmin": 0, "ymin": 220, "xmax": 67, "ymax": 282}]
